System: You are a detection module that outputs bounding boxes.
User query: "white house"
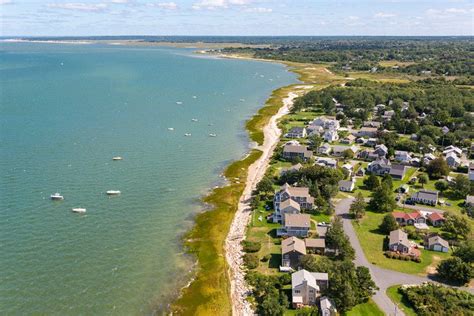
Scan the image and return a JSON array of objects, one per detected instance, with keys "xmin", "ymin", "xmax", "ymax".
[
  {"xmin": 445, "ymin": 152, "xmax": 461, "ymax": 168},
  {"xmin": 394, "ymin": 151, "xmax": 412, "ymax": 163},
  {"xmin": 338, "ymin": 178, "xmax": 355, "ymax": 192},
  {"xmin": 291, "ymin": 269, "xmax": 329, "ymax": 308},
  {"xmin": 318, "ymin": 143, "xmax": 332, "ymax": 155},
  {"xmin": 426, "ymin": 235, "xmax": 449, "ymax": 253},
  {"xmin": 323, "ymin": 130, "xmax": 339, "ymax": 142}
]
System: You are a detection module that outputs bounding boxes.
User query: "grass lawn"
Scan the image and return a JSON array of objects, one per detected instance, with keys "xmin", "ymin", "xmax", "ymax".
[
  {"xmin": 345, "ymin": 299, "xmax": 384, "ymax": 316},
  {"xmin": 386, "ymin": 285, "xmax": 417, "ymax": 316},
  {"xmin": 353, "ymin": 210, "xmax": 451, "ymax": 276}
]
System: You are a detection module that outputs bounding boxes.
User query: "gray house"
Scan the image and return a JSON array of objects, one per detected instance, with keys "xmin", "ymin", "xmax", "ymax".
[
  {"xmin": 292, "ymin": 269, "xmax": 329, "ymax": 308},
  {"xmin": 278, "ymin": 213, "xmax": 311, "ymax": 237},
  {"xmin": 274, "ymin": 183, "xmax": 315, "ymax": 210},
  {"xmin": 367, "ymin": 157, "xmax": 391, "ymax": 175},
  {"xmin": 282, "ymin": 237, "xmax": 306, "ymax": 268},
  {"xmin": 286, "ymin": 127, "xmax": 307, "ymax": 139},
  {"xmin": 389, "ymin": 164, "xmax": 407, "ymax": 180},
  {"xmin": 410, "ymin": 190, "xmax": 439, "ymax": 206},
  {"xmin": 388, "ymin": 229, "xmax": 410, "ymax": 253},
  {"xmin": 426, "ymin": 235, "xmax": 449, "ymax": 253},
  {"xmin": 282, "ymin": 144, "xmax": 313, "ymax": 161}
]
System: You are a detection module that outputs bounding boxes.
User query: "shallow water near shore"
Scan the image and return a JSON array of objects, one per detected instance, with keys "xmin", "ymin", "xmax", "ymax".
[{"xmin": 0, "ymin": 42, "xmax": 296, "ymax": 314}]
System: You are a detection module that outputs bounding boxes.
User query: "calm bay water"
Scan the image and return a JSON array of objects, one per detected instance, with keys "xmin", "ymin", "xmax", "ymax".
[{"xmin": 0, "ymin": 42, "xmax": 296, "ymax": 314}]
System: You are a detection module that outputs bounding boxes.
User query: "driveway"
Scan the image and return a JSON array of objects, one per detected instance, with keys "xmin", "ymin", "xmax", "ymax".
[{"xmin": 334, "ymin": 198, "xmax": 474, "ymax": 316}]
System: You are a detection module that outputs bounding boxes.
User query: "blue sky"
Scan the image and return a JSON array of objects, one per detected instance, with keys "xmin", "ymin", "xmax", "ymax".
[{"xmin": 1, "ymin": 0, "xmax": 473, "ymax": 36}]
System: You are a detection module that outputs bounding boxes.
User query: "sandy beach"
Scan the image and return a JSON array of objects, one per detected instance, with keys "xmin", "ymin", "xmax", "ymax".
[{"xmin": 225, "ymin": 91, "xmax": 298, "ymax": 315}]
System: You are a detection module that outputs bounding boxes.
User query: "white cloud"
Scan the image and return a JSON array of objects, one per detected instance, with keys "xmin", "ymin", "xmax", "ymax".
[
  {"xmin": 245, "ymin": 7, "xmax": 272, "ymax": 13},
  {"xmin": 47, "ymin": 2, "xmax": 108, "ymax": 12},
  {"xmin": 148, "ymin": 2, "xmax": 178, "ymax": 9},
  {"xmin": 374, "ymin": 12, "xmax": 397, "ymax": 18},
  {"xmin": 445, "ymin": 7, "xmax": 468, "ymax": 13},
  {"xmin": 0, "ymin": 0, "xmax": 13, "ymax": 4},
  {"xmin": 348, "ymin": 15, "xmax": 359, "ymax": 21},
  {"xmin": 110, "ymin": 0, "xmax": 128, "ymax": 3},
  {"xmin": 192, "ymin": 0, "xmax": 251, "ymax": 10}
]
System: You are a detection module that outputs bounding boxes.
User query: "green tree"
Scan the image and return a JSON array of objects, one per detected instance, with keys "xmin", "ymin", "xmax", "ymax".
[
  {"xmin": 451, "ymin": 174, "xmax": 471, "ymax": 199},
  {"xmin": 369, "ymin": 184, "xmax": 396, "ymax": 213},
  {"xmin": 381, "ymin": 174, "xmax": 393, "ymax": 191},
  {"xmin": 417, "ymin": 173, "xmax": 429, "ymax": 188},
  {"xmin": 435, "ymin": 180, "xmax": 449, "ymax": 195},
  {"xmin": 326, "ymin": 217, "xmax": 355, "ymax": 260},
  {"xmin": 437, "ymin": 257, "xmax": 473, "ymax": 285},
  {"xmin": 426, "ymin": 157, "xmax": 450, "ymax": 179},
  {"xmin": 342, "ymin": 149, "xmax": 354, "ymax": 160},
  {"xmin": 260, "ymin": 290, "xmax": 287, "ymax": 316},
  {"xmin": 308, "ymin": 134, "xmax": 323, "ymax": 150},
  {"xmin": 379, "ymin": 213, "xmax": 398, "ymax": 234},
  {"xmin": 355, "ymin": 266, "xmax": 378, "ymax": 303},
  {"xmin": 442, "ymin": 213, "xmax": 471, "ymax": 240},
  {"xmin": 349, "ymin": 192, "xmax": 367, "ymax": 220},
  {"xmin": 255, "ymin": 176, "xmax": 274, "ymax": 195},
  {"xmin": 453, "ymin": 240, "xmax": 474, "ymax": 264},
  {"xmin": 363, "ymin": 174, "xmax": 380, "ymax": 190}
]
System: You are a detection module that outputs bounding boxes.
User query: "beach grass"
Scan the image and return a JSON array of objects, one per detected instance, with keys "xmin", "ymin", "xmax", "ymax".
[{"xmin": 171, "ymin": 149, "xmax": 262, "ymax": 315}]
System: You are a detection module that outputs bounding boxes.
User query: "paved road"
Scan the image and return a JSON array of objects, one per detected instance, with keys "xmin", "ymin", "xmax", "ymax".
[{"xmin": 334, "ymin": 198, "xmax": 474, "ymax": 316}]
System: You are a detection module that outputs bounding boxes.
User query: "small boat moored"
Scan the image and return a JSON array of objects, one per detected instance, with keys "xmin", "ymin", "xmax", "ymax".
[
  {"xmin": 209, "ymin": 133, "xmax": 217, "ymax": 137},
  {"xmin": 50, "ymin": 193, "xmax": 64, "ymax": 200},
  {"xmin": 168, "ymin": 127, "xmax": 174, "ymax": 131},
  {"xmin": 176, "ymin": 101, "xmax": 183, "ymax": 105},
  {"xmin": 112, "ymin": 156, "xmax": 123, "ymax": 161},
  {"xmin": 184, "ymin": 133, "xmax": 192, "ymax": 137},
  {"xmin": 72, "ymin": 208, "xmax": 86, "ymax": 213},
  {"xmin": 191, "ymin": 118, "xmax": 198, "ymax": 122},
  {"xmin": 106, "ymin": 190, "xmax": 121, "ymax": 195}
]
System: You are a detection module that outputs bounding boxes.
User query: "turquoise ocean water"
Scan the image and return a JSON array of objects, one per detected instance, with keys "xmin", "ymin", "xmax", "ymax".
[{"xmin": 0, "ymin": 42, "xmax": 296, "ymax": 314}]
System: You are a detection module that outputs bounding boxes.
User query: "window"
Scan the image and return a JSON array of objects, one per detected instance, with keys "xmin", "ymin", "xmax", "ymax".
[{"xmin": 294, "ymin": 290, "xmax": 300, "ymax": 294}]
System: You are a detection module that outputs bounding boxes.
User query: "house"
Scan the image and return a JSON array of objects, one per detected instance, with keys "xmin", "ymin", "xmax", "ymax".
[
  {"xmin": 332, "ymin": 145, "xmax": 359, "ymax": 157},
  {"xmin": 358, "ymin": 149, "xmax": 379, "ymax": 161},
  {"xmin": 309, "ymin": 117, "xmax": 340, "ymax": 131},
  {"xmin": 280, "ymin": 163, "xmax": 303, "ymax": 176},
  {"xmin": 392, "ymin": 210, "xmax": 426, "ymax": 226},
  {"xmin": 410, "ymin": 190, "xmax": 439, "ymax": 206},
  {"xmin": 317, "ymin": 143, "xmax": 332, "ymax": 155},
  {"xmin": 374, "ymin": 144, "xmax": 388, "ymax": 157},
  {"xmin": 394, "ymin": 151, "xmax": 412, "ymax": 163},
  {"xmin": 382, "ymin": 110, "xmax": 395, "ymax": 120},
  {"xmin": 282, "ymin": 237, "xmax": 306, "ymax": 268},
  {"xmin": 274, "ymin": 183, "xmax": 315, "ymax": 210},
  {"xmin": 356, "ymin": 127, "xmax": 378, "ymax": 138},
  {"xmin": 292, "ymin": 269, "xmax": 329, "ymax": 308},
  {"xmin": 442, "ymin": 126, "xmax": 450, "ymax": 134},
  {"xmin": 466, "ymin": 195, "xmax": 474, "ymax": 206},
  {"xmin": 443, "ymin": 145, "xmax": 462, "ymax": 157},
  {"xmin": 427, "ymin": 212, "xmax": 445, "ymax": 227},
  {"xmin": 307, "ymin": 125, "xmax": 324, "ymax": 136},
  {"xmin": 363, "ymin": 121, "xmax": 382, "ymax": 128},
  {"xmin": 445, "ymin": 152, "xmax": 461, "ymax": 168},
  {"xmin": 282, "ymin": 144, "xmax": 313, "ymax": 161},
  {"xmin": 316, "ymin": 157, "xmax": 337, "ymax": 169},
  {"xmin": 423, "ymin": 153, "xmax": 436, "ymax": 166},
  {"xmin": 367, "ymin": 157, "xmax": 391, "ymax": 175},
  {"xmin": 365, "ymin": 138, "xmax": 377, "ymax": 147},
  {"xmin": 410, "ymin": 158, "xmax": 421, "ymax": 167},
  {"xmin": 342, "ymin": 163, "xmax": 353, "ymax": 174},
  {"xmin": 388, "ymin": 229, "xmax": 411, "ymax": 253},
  {"xmin": 305, "ymin": 238, "xmax": 326, "ymax": 254},
  {"xmin": 338, "ymin": 178, "xmax": 355, "ymax": 192},
  {"xmin": 426, "ymin": 235, "xmax": 449, "ymax": 253},
  {"xmin": 470, "ymin": 163, "xmax": 474, "ymax": 181},
  {"xmin": 320, "ymin": 297, "xmax": 337, "ymax": 316},
  {"xmin": 286, "ymin": 127, "xmax": 307, "ymax": 138},
  {"xmin": 316, "ymin": 226, "xmax": 328, "ymax": 239},
  {"xmin": 356, "ymin": 167, "xmax": 366, "ymax": 176},
  {"xmin": 323, "ymin": 130, "xmax": 339, "ymax": 142},
  {"xmin": 278, "ymin": 214, "xmax": 311, "ymax": 237},
  {"xmin": 389, "ymin": 164, "xmax": 407, "ymax": 180},
  {"xmin": 273, "ymin": 198, "xmax": 301, "ymax": 224},
  {"xmin": 340, "ymin": 134, "xmax": 356, "ymax": 144}
]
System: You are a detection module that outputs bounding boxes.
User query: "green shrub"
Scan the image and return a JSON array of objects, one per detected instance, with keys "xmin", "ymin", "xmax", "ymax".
[
  {"xmin": 243, "ymin": 253, "xmax": 259, "ymax": 269},
  {"xmin": 261, "ymin": 254, "xmax": 271, "ymax": 262},
  {"xmin": 241, "ymin": 240, "xmax": 261, "ymax": 253}
]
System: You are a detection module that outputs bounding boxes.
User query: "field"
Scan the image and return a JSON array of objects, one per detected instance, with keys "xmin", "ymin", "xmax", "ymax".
[{"xmin": 352, "ymin": 210, "xmax": 451, "ymax": 275}]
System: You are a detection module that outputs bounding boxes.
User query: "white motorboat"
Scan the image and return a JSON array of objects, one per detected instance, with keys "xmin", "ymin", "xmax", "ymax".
[
  {"xmin": 106, "ymin": 190, "xmax": 121, "ymax": 195},
  {"xmin": 192, "ymin": 96, "xmax": 197, "ymax": 99},
  {"xmin": 176, "ymin": 101, "xmax": 183, "ymax": 105},
  {"xmin": 184, "ymin": 133, "xmax": 192, "ymax": 137},
  {"xmin": 168, "ymin": 127, "xmax": 174, "ymax": 131},
  {"xmin": 50, "ymin": 193, "xmax": 64, "ymax": 200},
  {"xmin": 209, "ymin": 133, "xmax": 217, "ymax": 137},
  {"xmin": 191, "ymin": 118, "xmax": 198, "ymax": 122},
  {"xmin": 112, "ymin": 156, "xmax": 123, "ymax": 161},
  {"xmin": 239, "ymin": 98, "xmax": 245, "ymax": 102},
  {"xmin": 72, "ymin": 208, "xmax": 86, "ymax": 213}
]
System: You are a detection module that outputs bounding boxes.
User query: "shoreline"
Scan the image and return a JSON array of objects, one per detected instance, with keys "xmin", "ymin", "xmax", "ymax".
[
  {"xmin": 225, "ymin": 91, "xmax": 298, "ymax": 315},
  {"xmin": 170, "ymin": 53, "xmax": 309, "ymax": 315}
]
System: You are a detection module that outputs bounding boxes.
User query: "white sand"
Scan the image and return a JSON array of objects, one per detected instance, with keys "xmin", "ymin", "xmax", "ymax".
[{"xmin": 225, "ymin": 92, "xmax": 298, "ymax": 315}]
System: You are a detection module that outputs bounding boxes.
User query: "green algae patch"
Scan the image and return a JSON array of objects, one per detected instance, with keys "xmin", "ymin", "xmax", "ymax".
[{"xmin": 171, "ymin": 149, "xmax": 262, "ymax": 316}]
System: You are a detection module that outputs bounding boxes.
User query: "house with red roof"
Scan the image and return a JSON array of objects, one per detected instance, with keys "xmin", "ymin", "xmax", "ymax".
[
  {"xmin": 427, "ymin": 212, "xmax": 445, "ymax": 227},
  {"xmin": 392, "ymin": 210, "xmax": 426, "ymax": 226}
]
